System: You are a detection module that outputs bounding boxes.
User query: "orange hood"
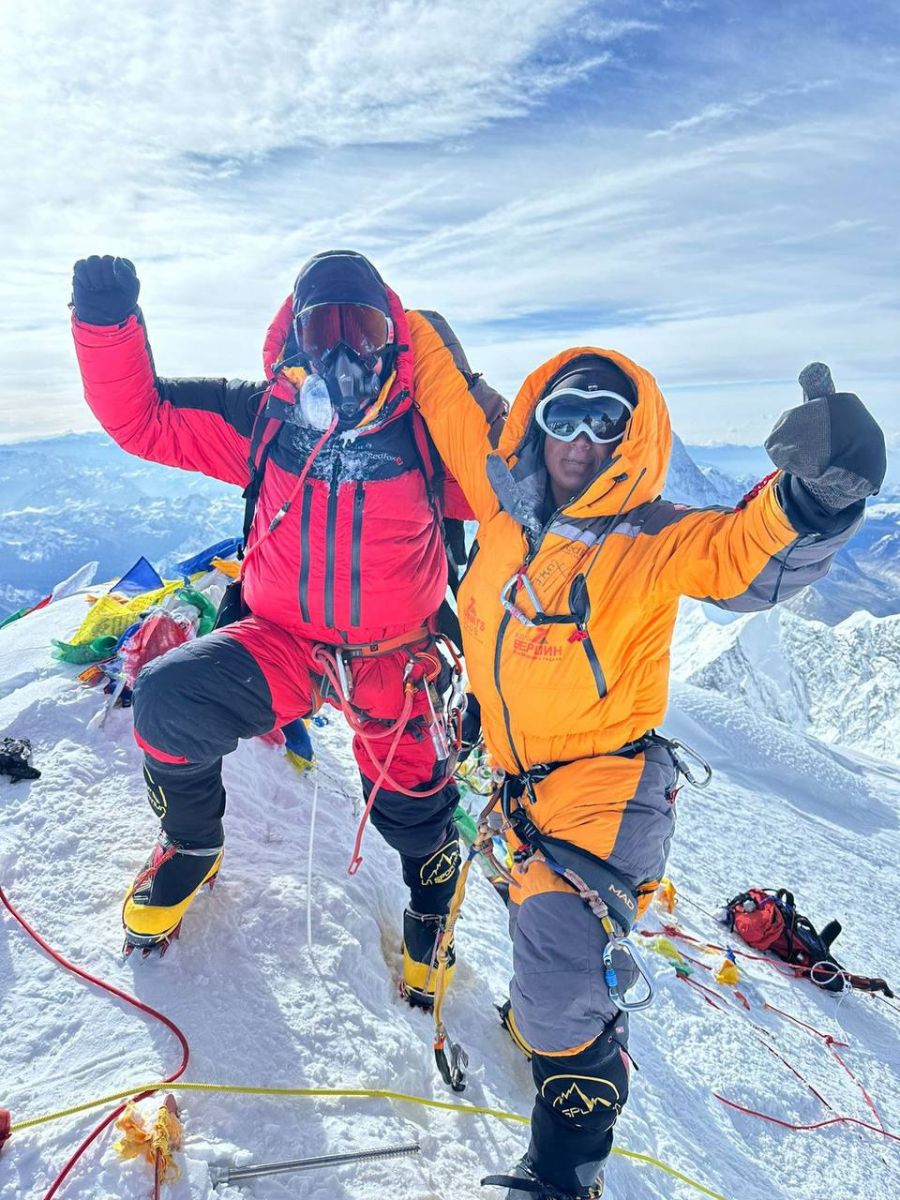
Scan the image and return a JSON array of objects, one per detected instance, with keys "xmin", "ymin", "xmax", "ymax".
[{"xmin": 494, "ymin": 346, "xmax": 672, "ymax": 519}]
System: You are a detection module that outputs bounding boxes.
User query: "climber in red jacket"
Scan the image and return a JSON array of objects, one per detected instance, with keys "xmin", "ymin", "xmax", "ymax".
[{"xmin": 71, "ymin": 250, "xmax": 505, "ymax": 1003}]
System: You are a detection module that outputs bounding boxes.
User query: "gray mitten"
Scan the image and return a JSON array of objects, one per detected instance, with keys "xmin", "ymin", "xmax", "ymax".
[{"xmin": 765, "ymin": 364, "xmax": 886, "ymax": 513}]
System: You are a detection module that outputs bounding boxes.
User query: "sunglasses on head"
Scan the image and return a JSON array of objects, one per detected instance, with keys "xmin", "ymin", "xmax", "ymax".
[
  {"xmin": 535, "ymin": 387, "xmax": 634, "ymax": 444},
  {"xmin": 294, "ymin": 302, "xmax": 393, "ymax": 366}
]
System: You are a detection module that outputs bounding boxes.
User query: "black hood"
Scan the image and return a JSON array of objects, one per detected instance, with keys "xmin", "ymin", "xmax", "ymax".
[{"xmin": 292, "ymin": 250, "xmax": 389, "ymax": 315}]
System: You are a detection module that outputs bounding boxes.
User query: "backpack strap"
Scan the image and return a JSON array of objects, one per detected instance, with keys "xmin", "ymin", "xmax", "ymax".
[
  {"xmin": 412, "ymin": 309, "xmax": 508, "ymax": 448},
  {"xmin": 409, "ymin": 406, "xmax": 444, "ymax": 515},
  {"xmin": 240, "ymin": 392, "xmax": 290, "ymax": 554}
]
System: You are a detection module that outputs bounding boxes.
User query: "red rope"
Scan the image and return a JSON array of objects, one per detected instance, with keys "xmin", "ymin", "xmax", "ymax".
[
  {"xmin": 311, "ymin": 644, "xmax": 458, "ymax": 874},
  {"xmin": 677, "ymin": 975, "xmax": 833, "ymax": 1110},
  {"xmin": 762, "ymin": 1002, "xmax": 847, "ymax": 1046},
  {"xmin": 828, "ymin": 1042, "xmax": 886, "ymax": 1134},
  {"xmin": 0, "ymin": 883, "xmax": 190, "ymax": 1199},
  {"xmin": 762, "ymin": 1002, "xmax": 884, "ymax": 1130},
  {"xmin": 714, "ymin": 1095, "xmax": 900, "ymax": 1143},
  {"xmin": 347, "ymin": 685, "xmax": 415, "ymax": 875}
]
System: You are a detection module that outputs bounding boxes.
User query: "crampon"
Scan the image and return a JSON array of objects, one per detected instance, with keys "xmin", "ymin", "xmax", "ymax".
[{"xmin": 122, "ymin": 831, "xmax": 223, "ymax": 959}]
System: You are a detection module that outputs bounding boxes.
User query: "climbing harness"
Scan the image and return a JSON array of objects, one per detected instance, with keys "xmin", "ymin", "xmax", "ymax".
[
  {"xmin": 311, "ymin": 630, "xmax": 466, "ymax": 874},
  {"xmin": 431, "ymin": 730, "xmax": 714, "ymax": 1088}
]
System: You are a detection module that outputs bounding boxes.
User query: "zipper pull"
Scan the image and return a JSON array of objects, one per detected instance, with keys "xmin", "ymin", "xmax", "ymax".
[{"xmin": 269, "ymin": 503, "xmax": 291, "ymax": 532}]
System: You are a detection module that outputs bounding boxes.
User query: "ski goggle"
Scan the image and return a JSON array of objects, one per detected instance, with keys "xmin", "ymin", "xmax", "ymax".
[
  {"xmin": 534, "ymin": 388, "xmax": 634, "ymax": 444},
  {"xmin": 294, "ymin": 302, "xmax": 392, "ymax": 366}
]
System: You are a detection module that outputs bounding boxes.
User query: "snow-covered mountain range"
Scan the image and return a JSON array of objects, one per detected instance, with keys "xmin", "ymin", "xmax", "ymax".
[
  {"xmin": 0, "ymin": 434, "xmax": 243, "ymax": 617},
  {"xmin": 673, "ymin": 599, "xmax": 900, "ymax": 765}
]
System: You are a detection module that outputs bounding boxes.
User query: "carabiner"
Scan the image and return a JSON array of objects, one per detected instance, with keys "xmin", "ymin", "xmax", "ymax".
[
  {"xmin": 499, "ymin": 570, "xmax": 542, "ymax": 627},
  {"xmin": 667, "ymin": 738, "xmax": 713, "ymax": 789},
  {"xmin": 334, "ymin": 649, "xmax": 353, "ymax": 701},
  {"xmin": 434, "ymin": 1029, "xmax": 468, "ymax": 1092},
  {"xmin": 602, "ymin": 932, "xmax": 656, "ymax": 1012},
  {"xmin": 423, "ymin": 677, "xmax": 450, "ymax": 760}
]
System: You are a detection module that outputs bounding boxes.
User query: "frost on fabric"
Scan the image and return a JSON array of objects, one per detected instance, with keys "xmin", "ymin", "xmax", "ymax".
[{"xmin": 281, "ymin": 412, "xmax": 416, "ymax": 485}]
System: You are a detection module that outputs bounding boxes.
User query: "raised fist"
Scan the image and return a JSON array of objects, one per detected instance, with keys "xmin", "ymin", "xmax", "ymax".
[
  {"xmin": 767, "ymin": 388, "xmax": 886, "ymax": 514},
  {"xmin": 72, "ymin": 255, "xmax": 140, "ymax": 325}
]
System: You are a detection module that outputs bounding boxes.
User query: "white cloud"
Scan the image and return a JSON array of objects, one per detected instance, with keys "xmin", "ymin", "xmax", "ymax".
[{"xmin": 1, "ymin": 1, "xmax": 898, "ymax": 445}]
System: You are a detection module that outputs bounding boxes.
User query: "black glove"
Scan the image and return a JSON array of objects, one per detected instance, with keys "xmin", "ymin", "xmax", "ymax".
[
  {"xmin": 0, "ymin": 736, "xmax": 41, "ymax": 782},
  {"xmin": 766, "ymin": 388, "xmax": 886, "ymax": 530},
  {"xmin": 72, "ymin": 255, "xmax": 140, "ymax": 325}
]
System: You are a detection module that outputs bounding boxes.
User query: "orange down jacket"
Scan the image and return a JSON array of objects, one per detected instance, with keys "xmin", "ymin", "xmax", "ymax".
[{"xmin": 411, "ymin": 329, "xmax": 861, "ymax": 891}]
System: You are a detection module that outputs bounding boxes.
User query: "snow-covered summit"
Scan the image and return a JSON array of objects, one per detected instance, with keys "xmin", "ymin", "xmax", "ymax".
[{"xmin": 2, "ymin": 576, "xmax": 899, "ymax": 1199}]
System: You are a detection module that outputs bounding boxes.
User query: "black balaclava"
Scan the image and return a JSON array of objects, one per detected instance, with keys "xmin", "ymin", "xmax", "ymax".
[
  {"xmin": 532, "ymin": 354, "xmax": 638, "ymax": 523},
  {"xmin": 292, "ymin": 250, "xmax": 391, "ymax": 424}
]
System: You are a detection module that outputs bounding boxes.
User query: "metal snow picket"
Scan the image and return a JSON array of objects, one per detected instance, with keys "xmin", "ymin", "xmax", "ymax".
[{"xmin": 208, "ymin": 1141, "xmax": 421, "ymax": 1187}]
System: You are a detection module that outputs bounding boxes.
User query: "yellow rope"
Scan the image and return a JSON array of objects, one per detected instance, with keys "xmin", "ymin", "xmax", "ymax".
[{"xmin": 11, "ymin": 1082, "xmax": 728, "ymax": 1199}]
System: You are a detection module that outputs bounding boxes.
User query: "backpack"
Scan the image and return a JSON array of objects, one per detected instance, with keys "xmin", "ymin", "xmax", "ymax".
[{"xmin": 724, "ymin": 887, "xmax": 893, "ymax": 997}]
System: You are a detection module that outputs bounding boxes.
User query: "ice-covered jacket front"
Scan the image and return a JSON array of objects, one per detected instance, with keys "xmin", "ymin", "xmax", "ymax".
[{"xmin": 72, "ymin": 289, "xmax": 494, "ymax": 643}]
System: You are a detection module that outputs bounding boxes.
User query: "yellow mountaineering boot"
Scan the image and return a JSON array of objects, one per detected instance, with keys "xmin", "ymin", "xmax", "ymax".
[
  {"xmin": 401, "ymin": 909, "xmax": 455, "ymax": 1009},
  {"xmin": 122, "ymin": 829, "xmax": 223, "ymax": 958}
]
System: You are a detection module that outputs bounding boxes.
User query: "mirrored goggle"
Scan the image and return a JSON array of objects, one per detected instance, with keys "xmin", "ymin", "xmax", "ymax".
[
  {"xmin": 535, "ymin": 388, "xmax": 634, "ymax": 444},
  {"xmin": 294, "ymin": 302, "xmax": 392, "ymax": 364}
]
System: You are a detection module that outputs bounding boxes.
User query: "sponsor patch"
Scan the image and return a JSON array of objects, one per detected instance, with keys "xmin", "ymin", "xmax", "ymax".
[
  {"xmin": 420, "ymin": 839, "xmax": 461, "ymax": 887},
  {"xmin": 512, "ymin": 624, "xmax": 562, "ymax": 660},
  {"xmin": 463, "ymin": 596, "xmax": 486, "ymax": 640},
  {"xmin": 541, "ymin": 1073, "xmax": 620, "ymax": 1120}
]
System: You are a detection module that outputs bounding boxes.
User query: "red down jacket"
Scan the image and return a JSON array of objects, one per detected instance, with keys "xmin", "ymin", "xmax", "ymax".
[{"xmin": 72, "ymin": 287, "xmax": 504, "ymax": 643}]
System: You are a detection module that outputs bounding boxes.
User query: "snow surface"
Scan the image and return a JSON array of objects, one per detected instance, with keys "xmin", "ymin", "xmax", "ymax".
[{"xmin": 2, "ymin": 595, "xmax": 900, "ymax": 1200}]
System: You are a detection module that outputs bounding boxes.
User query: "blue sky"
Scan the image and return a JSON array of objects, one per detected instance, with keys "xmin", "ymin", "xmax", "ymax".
[{"xmin": 1, "ymin": 0, "xmax": 898, "ymax": 444}]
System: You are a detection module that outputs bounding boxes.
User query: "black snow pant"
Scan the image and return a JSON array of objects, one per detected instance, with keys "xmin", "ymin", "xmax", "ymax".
[{"xmin": 131, "ymin": 615, "xmax": 460, "ymax": 914}]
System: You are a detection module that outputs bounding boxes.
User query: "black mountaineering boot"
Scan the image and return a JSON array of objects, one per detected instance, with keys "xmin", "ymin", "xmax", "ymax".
[
  {"xmin": 482, "ymin": 1157, "xmax": 604, "ymax": 1198},
  {"xmin": 497, "ymin": 998, "xmax": 534, "ymax": 1059},
  {"xmin": 400, "ymin": 828, "xmax": 461, "ymax": 1008},
  {"xmin": 401, "ymin": 909, "xmax": 455, "ymax": 1009}
]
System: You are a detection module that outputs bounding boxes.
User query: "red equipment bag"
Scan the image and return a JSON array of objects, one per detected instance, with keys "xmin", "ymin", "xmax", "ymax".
[{"xmin": 724, "ymin": 887, "xmax": 893, "ymax": 997}]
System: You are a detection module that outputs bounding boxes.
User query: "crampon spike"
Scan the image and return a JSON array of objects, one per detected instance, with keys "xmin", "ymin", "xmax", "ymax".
[{"xmin": 122, "ymin": 921, "xmax": 183, "ymax": 961}]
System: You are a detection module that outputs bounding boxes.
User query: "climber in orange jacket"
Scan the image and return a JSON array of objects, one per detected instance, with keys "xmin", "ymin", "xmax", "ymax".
[{"xmin": 410, "ymin": 332, "xmax": 885, "ymax": 1200}]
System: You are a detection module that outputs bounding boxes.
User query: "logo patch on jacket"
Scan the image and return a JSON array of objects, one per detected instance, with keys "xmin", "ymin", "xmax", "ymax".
[
  {"xmin": 512, "ymin": 625, "xmax": 562, "ymax": 660},
  {"xmin": 463, "ymin": 596, "xmax": 486, "ymax": 640}
]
